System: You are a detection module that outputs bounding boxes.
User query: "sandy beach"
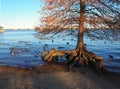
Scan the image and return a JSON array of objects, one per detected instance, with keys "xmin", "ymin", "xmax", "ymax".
[{"xmin": 0, "ymin": 64, "xmax": 120, "ymax": 89}]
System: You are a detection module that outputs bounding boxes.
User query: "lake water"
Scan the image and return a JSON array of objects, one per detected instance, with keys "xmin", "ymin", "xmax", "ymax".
[{"xmin": 0, "ymin": 30, "xmax": 120, "ymax": 73}]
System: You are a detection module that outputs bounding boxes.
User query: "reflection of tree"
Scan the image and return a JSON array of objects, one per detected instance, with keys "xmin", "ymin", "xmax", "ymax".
[{"xmin": 37, "ymin": 0, "xmax": 120, "ymax": 71}]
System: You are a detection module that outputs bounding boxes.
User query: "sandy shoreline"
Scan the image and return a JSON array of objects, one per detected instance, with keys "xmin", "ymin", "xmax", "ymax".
[{"xmin": 0, "ymin": 64, "xmax": 120, "ymax": 89}]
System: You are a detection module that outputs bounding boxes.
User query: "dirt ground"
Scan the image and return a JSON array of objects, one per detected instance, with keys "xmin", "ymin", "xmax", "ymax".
[{"xmin": 0, "ymin": 64, "xmax": 120, "ymax": 89}]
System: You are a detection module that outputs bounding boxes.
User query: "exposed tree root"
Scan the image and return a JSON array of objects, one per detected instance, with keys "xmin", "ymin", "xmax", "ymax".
[
  {"xmin": 41, "ymin": 48, "xmax": 104, "ymax": 72},
  {"xmin": 41, "ymin": 48, "xmax": 72, "ymax": 63}
]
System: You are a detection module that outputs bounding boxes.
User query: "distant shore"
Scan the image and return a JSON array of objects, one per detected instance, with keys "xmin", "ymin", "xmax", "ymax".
[
  {"xmin": 4, "ymin": 29, "xmax": 34, "ymax": 30},
  {"xmin": 0, "ymin": 64, "xmax": 119, "ymax": 89}
]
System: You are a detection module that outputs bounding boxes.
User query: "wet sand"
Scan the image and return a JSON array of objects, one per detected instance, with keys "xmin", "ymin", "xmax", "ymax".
[{"xmin": 0, "ymin": 64, "xmax": 120, "ymax": 89}]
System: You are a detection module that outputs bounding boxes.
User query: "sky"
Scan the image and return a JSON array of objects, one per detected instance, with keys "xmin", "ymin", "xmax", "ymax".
[{"xmin": 0, "ymin": 0, "xmax": 42, "ymax": 29}]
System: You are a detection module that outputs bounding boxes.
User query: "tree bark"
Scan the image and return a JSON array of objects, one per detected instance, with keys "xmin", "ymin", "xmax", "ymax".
[{"xmin": 76, "ymin": 0, "xmax": 86, "ymax": 53}]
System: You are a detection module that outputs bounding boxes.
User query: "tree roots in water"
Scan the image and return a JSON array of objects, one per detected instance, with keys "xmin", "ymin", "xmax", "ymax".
[{"xmin": 41, "ymin": 48, "xmax": 104, "ymax": 72}]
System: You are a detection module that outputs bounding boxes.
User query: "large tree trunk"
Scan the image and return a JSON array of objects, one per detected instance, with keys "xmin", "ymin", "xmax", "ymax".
[
  {"xmin": 76, "ymin": 28, "xmax": 85, "ymax": 52},
  {"xmin": 76, "ymin": 0, "xmax": 86, "ymax": 52},
  {"xmin": 74, "ymin": 0, "xmax": 86, "ymax": 64}
]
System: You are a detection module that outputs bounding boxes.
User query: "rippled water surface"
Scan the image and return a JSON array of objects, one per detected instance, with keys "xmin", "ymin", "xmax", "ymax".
[{"xmin": 0, "ymin": 30, "xmax": 120, "ymax": 73}]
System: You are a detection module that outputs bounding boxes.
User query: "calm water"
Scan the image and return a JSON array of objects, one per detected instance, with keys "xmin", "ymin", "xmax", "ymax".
[{"xmin": 0, "ymin": 30, "xmax": 120, "ymax": 73}]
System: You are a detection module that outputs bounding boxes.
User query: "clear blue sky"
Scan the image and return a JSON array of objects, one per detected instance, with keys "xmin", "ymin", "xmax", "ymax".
[{"xmin": 0, "ymin": 0, "xmax": 42, "ymax": 29}]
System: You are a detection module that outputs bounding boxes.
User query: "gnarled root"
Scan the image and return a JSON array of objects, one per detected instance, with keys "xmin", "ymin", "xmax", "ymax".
[
  {"xmin": 66, "ymin": 50, "xmax": 104, "ymax": 72},
  {"xmin": 41, "ymin": 49, "xmax": 103, "ymax": 72},
  {"xmin": 41, "ymin": 48, "xmax": 72, "ymax": 63}
]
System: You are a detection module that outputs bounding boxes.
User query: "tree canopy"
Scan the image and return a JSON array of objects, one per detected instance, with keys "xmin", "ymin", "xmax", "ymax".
[{"xmin": 41, "ymin": 0, "xmax": 120, "ymax": 30}]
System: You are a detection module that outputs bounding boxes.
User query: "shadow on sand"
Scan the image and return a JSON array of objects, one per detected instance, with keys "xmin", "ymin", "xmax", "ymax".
[{"xmin": 0, "ymin": 64, "xmax": 120, "ymax": 89}]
